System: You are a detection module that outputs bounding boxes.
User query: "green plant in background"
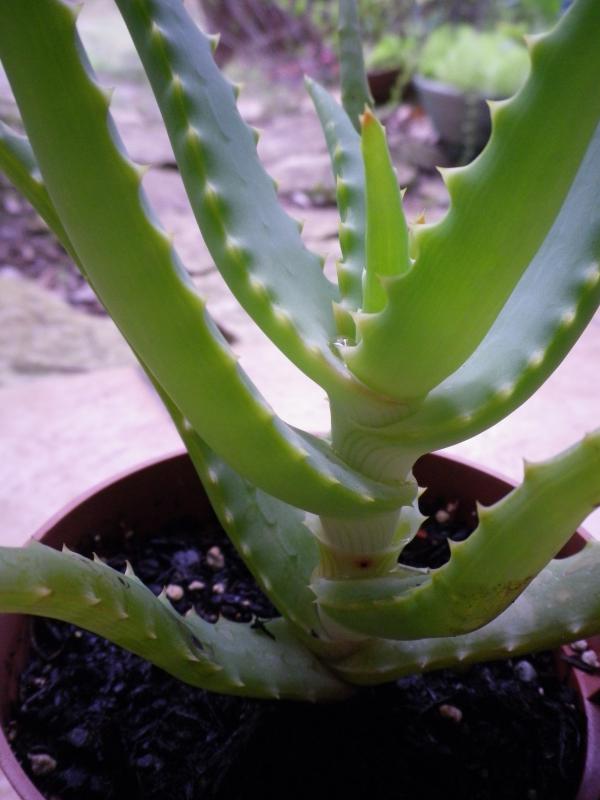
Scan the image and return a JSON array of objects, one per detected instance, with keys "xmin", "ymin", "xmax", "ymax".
[
  {"xmin": 280, "ymin": 0, "xmax": 413, "ymax": 48},
  {"xmin": 0, "ymin": 0, "xmax": 599, "ymax": 701},
  {"xmin": 418, "ymin": 23, "xmax": 530, "ymax": 95},
  {"xmin": 365, "ymin": 33, "xmax": 418, "ymax": 73}
]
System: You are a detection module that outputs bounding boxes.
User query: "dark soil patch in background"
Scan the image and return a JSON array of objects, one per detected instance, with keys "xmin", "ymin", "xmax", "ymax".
[
  {"xmin": 0, "ymin": 176, "xmax": 105, "ymax": 315},
  {"xmin": 8, "ymin": 501, "xmax": 584, "ymax": 800}
]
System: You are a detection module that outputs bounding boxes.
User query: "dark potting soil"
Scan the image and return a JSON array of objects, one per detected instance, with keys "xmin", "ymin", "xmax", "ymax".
[{"xmin": 8, "ymin": 498, "xmax": 585, "ymax": 800}]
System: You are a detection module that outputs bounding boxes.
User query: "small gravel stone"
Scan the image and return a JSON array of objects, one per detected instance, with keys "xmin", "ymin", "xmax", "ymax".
[
  {"xmin": 438, "ymin": 704, "xmax": 463, "ymax": 723},
  {"xmin": 435, "ymin": 509, "xmax": 450, "ymax": 523},
  {"xmin": 67, "ymin": 727, "xmax": 89, "ymax": 748},
  {"xmin": 6, "ymin": 721, "xmax": 17, "ymax": 743},
  {"xmin": 3, "ymin": 195, "xmax": 22, "ymax": 215},
  {"xmin": 188, "ymin": 580, "xmax": 206, "ymax": 592},
  {"xmin": 206, "ymin": 546, "xmax": 225, "ymax": 571},
  {"xmin": 212, "ymin": 582, "xmax": 226, "ymax": 595},
  {"xmin": 570, "ymin": 639, "xmax": 589, "ymax": 652},
  {"xmin": 165, "ymin": 584, "xmax": 184, "ymax": 601},
  {"xmin": 581, "ymin": 649, "xmax": 600, "ymax": 669},
  {"xmin": 514, "ymin": 660, "xmax": 538, "ymax": 683},
  {"xmin": 28, "ymin": 753, "xmax": 57, "ymax": 776}
]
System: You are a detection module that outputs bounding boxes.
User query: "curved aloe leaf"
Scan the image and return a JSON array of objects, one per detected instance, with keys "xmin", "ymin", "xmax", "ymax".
[
  {"xmin": 360, "ymin": 109, "xmax": 409, "ymax": 314},
  {"xmin": 317, "ymin": 432, "xmax": 600, "ymax": 639},
  {"xmin": 338, "ymin": 0, "xmax": 373, "ymax": 130},
  {"xmin": 306, "ymin": 78, "xmax": 365, "ymax": 313},
  {"xmin": 0, "ymin": 544, "xmax": 349, "ymax": 700},
  {"xmin": 355, "ymin": 124, "xmax": 600, "ymax": 455},
  {"xmin": 334, "ymin": 540, "xmax": 600, "ymax": 684},
  {"xmin": 343, "ymin": 0, "xmax": 600, "ymax": 401},
  {"xmin": 0, "ymin": 0, "xmax": 413, "ymax": 517},
  {"xmin": 113, "ymin": 0, "xmax": 360, "ymax": 398}
]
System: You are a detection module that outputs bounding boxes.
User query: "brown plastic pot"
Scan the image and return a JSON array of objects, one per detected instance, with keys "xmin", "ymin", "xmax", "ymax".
[
  {"xmin": 1, "ymin": 451, "xmax": 599, "ymax": 799},
  {"xmin": 367, "ymin": 68, "xmax": 414, "ymax": 105}
]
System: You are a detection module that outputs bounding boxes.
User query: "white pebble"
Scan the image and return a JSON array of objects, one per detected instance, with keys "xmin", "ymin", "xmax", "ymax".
[
  {"xmin": 188, "ymin": 580, "xmax": 205, "ymax": 592},
  {"xmin": 165, "ymin": 584, "xmax": 184, "ymax": 601},
  {"xmin": 570, "ymin": 640, "xmax": 589, "ymax": 652},
  {"xmin": 514, "ymin": 660, "xmax": 537, "ymax": 683},
  {"xmin": 439, "ymin": 704, "xmax": 462, "ymax": 723},
  {"xmin": 206, "ymin": 546, "xmax": 225, "ymax": 571},
  {"xmin": 582, "ymin": 650, "xmax": 600, "ymax": 669},
  {"xmin": 28, "ymin": 753, "xmax": 57, "ymax": 776}
]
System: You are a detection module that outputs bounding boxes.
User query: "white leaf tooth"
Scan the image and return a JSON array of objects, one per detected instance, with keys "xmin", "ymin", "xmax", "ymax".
[
  {"xmin": 33, "ymin": 586, "xmax": 53, "ymax": 600},
  {"xmin": 208, "ymin": 32, "xmax": 220, "ymax": 54},
  {"xmin": 527, "ymin": 349, "xmax": 544, "ymax": 369},
  {"xmin": 583, "ymin": 263, "xmax": 600, "ymax": 288},
  {"xmin": 150, "ymin": 20, "xmax": 163, "ymax": 41},
  {"xmin": 83, "ymin": 590, "xmax": 101, "ymax": 606},
  {"xmin": 560, "ymin": 308, "xmax": 577, "ymax": 328},
  {"xmin": 494, "ymin": 382, "xmax": 515, "ymax": 401},
  {"xmin": 249, "ymin": 275, "xmax": 269, "ymax": 300},
  {"xmin": 186, "ymin": 123, "xmax": 201, "ymax": 145}
]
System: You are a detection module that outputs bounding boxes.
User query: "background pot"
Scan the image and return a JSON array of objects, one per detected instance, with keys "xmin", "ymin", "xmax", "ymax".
[
  {"xmin": 1, "ymin": 452, "xmax": 599, "ymax": 799},
  {"xmin": 367, "ymin": 68, "xmax": 414, "ymax": 105},
  {"xmin": 413, "ymin": 74, "xmax": 493, "ymax": 161}
]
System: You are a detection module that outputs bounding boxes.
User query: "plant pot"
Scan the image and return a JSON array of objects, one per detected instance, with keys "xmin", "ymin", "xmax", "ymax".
[
  {"xmin": 1, "ymin": 452, "xmax": 599, "ymax": 799},
  {"xmin": 367, "ymin": 68, "xmax": 412, "ymax": 105},
  {"xmin": 413, "ymin": 74, "xmax": 495, "ymax": 161}
]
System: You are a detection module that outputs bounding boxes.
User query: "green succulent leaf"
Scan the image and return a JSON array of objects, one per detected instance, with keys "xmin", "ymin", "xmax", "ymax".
[
  {"xmin": 113, "ymin": 0, "xmax": 360, "ymax": 398},
  {"xmin": 317, "ymin": 431, "xmax": 600, "ymax": 639},
  {"xmin": 0, "ymin": 0, "xmax": 412, "ymax": 518},
  {"xmin": 0, "ymin": 544, "xmax": 349, "ymax": 700},
  {"xmin": 343, "ymin": 0, "xmax": 600, "ymax": 401},
  {"xmin": 338, "ymin": 0, "xmax": 373, "ymax": 130},
  {"xmin": 360, "ymin": 108, "xmax": 410, "ymax": 314},
  {"xmin": 334, "ymin": 540, "xmax": 600, "ymax": 684},
  {"xmin": 306, "ymin": 78, "xmax": 365, "ymax": 312},
  {"xmin": 365, "ymin": 124, "xmax": 600, "ymax": 455}
]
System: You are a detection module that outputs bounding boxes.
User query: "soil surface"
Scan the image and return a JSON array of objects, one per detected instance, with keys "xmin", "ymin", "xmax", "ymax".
[{"xmin": 8, "ymin": 500, "xmax": 584, "ymax": 800}]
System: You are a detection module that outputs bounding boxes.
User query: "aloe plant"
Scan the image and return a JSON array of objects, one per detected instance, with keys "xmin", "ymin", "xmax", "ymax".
[{"xmin": 0, "ymin": 0, "xmax": 599, "ymax": 703}]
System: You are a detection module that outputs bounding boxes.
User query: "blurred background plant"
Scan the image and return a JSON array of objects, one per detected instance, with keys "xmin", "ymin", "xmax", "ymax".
[
  {"xmin": 196, "ymin": 0, "xmax": 565, "ymax": 66},
  {"xmin": 417, "ymin": 25, "xmax": 529, "ymax": 96}
]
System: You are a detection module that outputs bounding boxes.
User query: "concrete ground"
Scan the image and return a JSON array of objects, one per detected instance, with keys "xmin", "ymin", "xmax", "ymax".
[{"xmin": 1, "ymin": 1, "xmax": 599, "ymax": 795}]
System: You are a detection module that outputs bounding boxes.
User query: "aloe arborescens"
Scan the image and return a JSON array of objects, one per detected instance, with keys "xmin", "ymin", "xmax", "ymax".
[{"xmin": 0, "ymin": 0, "xmax": 599, "ymax": 702}]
